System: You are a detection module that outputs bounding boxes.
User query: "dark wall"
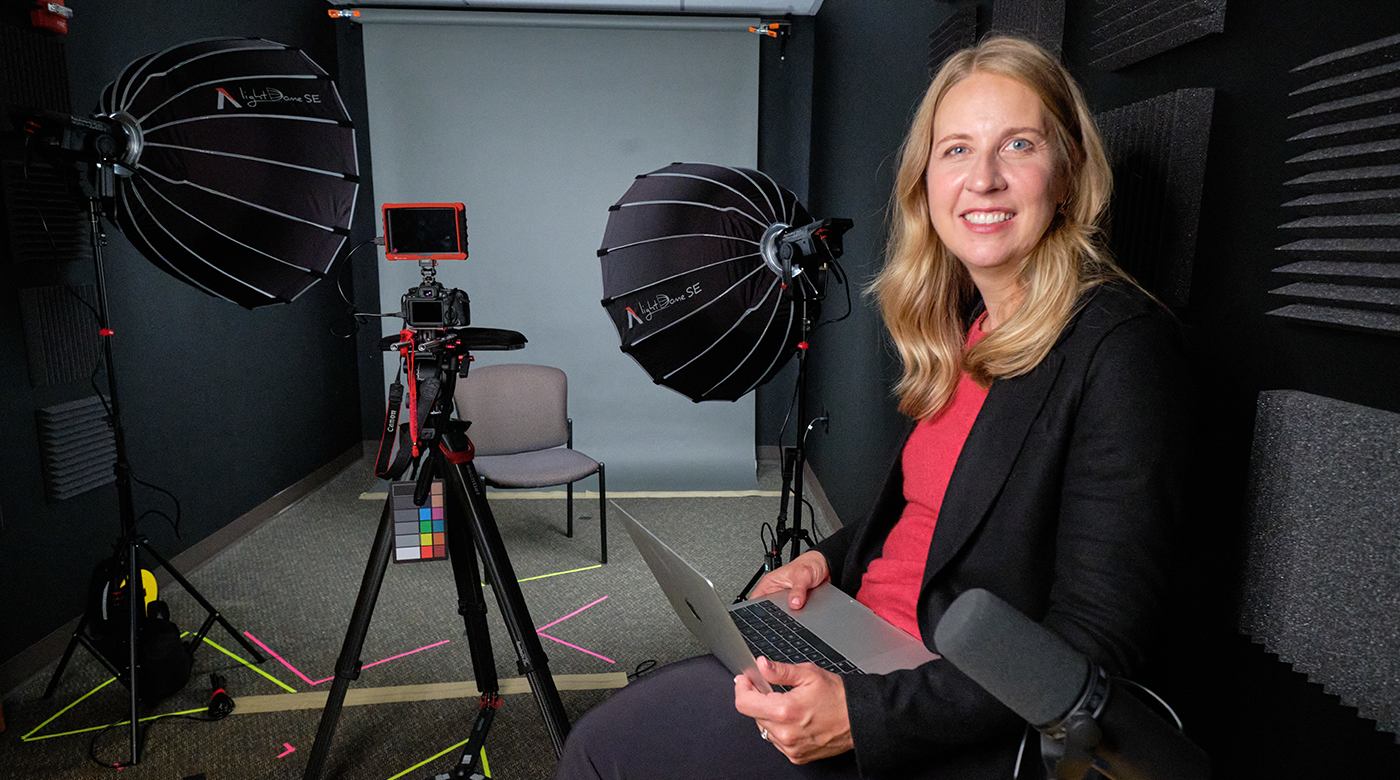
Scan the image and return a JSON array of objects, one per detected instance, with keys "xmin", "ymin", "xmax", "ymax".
[
  {"xmin": 0, "ymin": 0, "xmax": 361, "ymax": 677},
  {"xmin": 765, "ymin": 2, "xmax": 950, "ymax": 522},
  {"xmin": 793, "ymin": 0, "xmax": 1400, "ymax": 775}
]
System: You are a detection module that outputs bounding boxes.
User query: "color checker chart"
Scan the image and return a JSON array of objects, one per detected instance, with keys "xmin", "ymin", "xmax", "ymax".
[{"xmin": 391, "ymin": 480, "xmax": 448, "ymax": 563}]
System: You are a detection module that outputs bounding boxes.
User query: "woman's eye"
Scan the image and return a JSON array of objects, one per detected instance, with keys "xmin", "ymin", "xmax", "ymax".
[
  {"xmin": 1006, "ymin": 139, "xmax": 1031, "ymax": 152},
  {"xmin": 946, "ymin": 145, "xmax": 968, "ymax": 156}
]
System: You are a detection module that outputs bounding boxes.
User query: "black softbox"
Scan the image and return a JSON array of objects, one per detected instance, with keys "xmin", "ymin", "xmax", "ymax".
[{"xmin": 98, "ymin": 37, "xmax": 359, "ymax": 308}]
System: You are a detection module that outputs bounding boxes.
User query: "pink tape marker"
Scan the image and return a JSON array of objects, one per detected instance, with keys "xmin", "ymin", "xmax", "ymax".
[
  {"xmin": 534, "ymin": 597, "xmax": 615, "ymax": 663},
  {"xmin": 278, "ymin": 743, "xmax": 296, "ymax": 758}
]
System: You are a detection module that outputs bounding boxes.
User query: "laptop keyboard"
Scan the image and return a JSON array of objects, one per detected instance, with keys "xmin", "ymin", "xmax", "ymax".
[{"xmin": 730, "ymin": 600, "xmax": 863, "ymax": 675}]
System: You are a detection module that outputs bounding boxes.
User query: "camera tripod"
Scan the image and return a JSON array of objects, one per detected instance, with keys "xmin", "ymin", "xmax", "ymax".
[{"xmin": 302, "ymin": 326, "xmax": 570, "ymax": 780}]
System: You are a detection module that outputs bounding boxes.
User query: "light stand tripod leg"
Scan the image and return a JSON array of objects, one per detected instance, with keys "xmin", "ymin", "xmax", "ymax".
[
  {"xmin": 125, "ymin": 541, "xmax": 142, "ymax": 766},
  {"xmin": 136, "ymin": 540, "xmax": 267, "ymax": 663},
  {"xmin": 737, "ymin": 306, "xmax": 821, "ymax": 603},
  {"xmin": 43, "ymin": 618, "xmax": 90, "ymax": 699},
  {"xmin": 302, "ymin": 497, "xmax": 398, "ymax": 780},
  {"xmin": 443, "ymin": 454, "xmax": 571, "ymax": 755}
]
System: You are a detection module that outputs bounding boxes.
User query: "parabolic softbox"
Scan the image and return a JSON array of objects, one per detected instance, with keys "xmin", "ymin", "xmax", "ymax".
[
  {"xmin": 598, "ymin": 162, "xmax": 822, "ymax": 402},
  {"xmin": 98, "ymin": 38, "xmax": 358, "ymax": 308}
]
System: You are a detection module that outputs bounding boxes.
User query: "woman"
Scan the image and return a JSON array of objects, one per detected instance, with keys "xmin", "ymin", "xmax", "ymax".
[{"xmin": 557, "ymin": 36, "xmax": 1187, "ymax": 780}]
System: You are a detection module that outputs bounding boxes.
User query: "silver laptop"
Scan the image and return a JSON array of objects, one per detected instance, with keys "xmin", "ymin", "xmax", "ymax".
[{"xmin": 617, "ymin": 505, "xmax": 939, "ymax": 694}]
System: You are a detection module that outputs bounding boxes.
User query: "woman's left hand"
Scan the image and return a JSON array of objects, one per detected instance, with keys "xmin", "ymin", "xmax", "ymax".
[{"xmin": 733, "ymin": 656, "xmax": 854, "ymax": 764}]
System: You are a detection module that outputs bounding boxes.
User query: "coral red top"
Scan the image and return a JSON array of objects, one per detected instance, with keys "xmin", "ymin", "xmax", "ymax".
[{"xmin": 855, "ymin": 316, "xmax": 990, "ymax": 640}]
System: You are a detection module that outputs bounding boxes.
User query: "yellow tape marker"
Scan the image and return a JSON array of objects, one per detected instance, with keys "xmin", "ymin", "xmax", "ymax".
[
  {"xmin": 21, "ymin": 676, "xmax": 117, "ymax": 741},
  {"xmin": 23, "ymin": 707, "xmax": 210, "ymax": 741},
  {"xmin": 192, "ymin": 634, "xmax": 298, "ymax": 693}
]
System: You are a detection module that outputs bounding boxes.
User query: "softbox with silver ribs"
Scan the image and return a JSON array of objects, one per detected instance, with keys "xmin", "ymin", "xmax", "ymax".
[
  {"xmin": 96, "ymin": 37, "xmax": 359, "ymax": 308},
  {"xmin": 598, "ymin": 162, "xmax": 848, "ymax": 402}
]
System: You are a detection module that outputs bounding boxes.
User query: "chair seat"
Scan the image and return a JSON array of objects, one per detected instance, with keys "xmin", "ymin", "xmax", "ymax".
[{"xmin": 475, "ymin": 447, "xmax": 600, "ymax": 489}]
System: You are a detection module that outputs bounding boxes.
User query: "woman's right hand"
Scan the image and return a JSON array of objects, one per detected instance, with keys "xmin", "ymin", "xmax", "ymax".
[{"xmin": 748, "ymin": 550, "xmax": 831, "ymax": 610}]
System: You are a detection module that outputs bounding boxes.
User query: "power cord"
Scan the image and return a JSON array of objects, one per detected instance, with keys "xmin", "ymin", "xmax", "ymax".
[{"xmin": 88, "ymin": 674, "xmax": 235, "ymax": 769}]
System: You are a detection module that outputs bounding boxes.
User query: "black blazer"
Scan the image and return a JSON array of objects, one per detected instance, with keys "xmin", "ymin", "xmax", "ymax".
[{"xmin": 814, "ymin": 282, "xmax": 1189, "ymax": 779}]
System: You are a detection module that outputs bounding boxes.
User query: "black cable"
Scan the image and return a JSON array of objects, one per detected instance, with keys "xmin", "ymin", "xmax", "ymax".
[
  {"xmin": 333, "ymin": 237, "xmax": 379, "ymax": 309},
  {"xmin": 136, "ymin": 509, "xmax": 178, "ymax": 538},
  {"xmin": 802, "ymin": 498, "xmax": 823, "ymax": 543},
  {"xmin": 627, "ymin": 660, "xmax": 657, "ymax": 682},
  {"xmin": 774, "ymin": 362, "xmax": 801, "ymax": 447},
  {"xmin": 133, "ymin": 476, "xmax": 182, "ymax": 537},
  {"xmin": 812, "ymin": 257, "xmax": 852, "ymax": 332},
  {"xmin": 328, "ymin": 238, "xmax": 402, "ymax": 339},
  {"xmin": 88, "ymin": 674, "xmax": 235, "ymax": 769}
]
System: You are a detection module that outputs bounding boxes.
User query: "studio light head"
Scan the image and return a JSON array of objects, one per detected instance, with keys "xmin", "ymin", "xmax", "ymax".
[
  {"xmin": 10, "ymin": 37, "xmax": 360, "ymax": 309},
  {"xmin": 597, "ymin": 162, "xmax": 853, "ymax": 402}
]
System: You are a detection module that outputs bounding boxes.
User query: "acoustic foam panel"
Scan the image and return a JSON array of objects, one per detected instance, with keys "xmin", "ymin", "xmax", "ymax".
[
  {"xmin": 36, "ymin": 395, "xmax": 116, "ymax": 501},
  {"xmin": 927, "ymin": 4, "xmax": 977, "ymax": 80},
  {"xmin": 1270, "ymin": 32, "xmax": 1400, "ymax": 335},
  {"xmin": 1085, "ymin": 0, "xmax": 1226, "ymax": 71},
  {"xmin": 19, "ymin": 284, "xmax": 102, "ymax": 387},
  {"xmin": 0, "ymin": 158, "xmax": 88, "ymax": 266},
  {"xmin": 0, "ymin": 23, "xmax": 71, "ymax": 115},
  {"xmin": 1094, "ymin": 88, "xmax": 1215, "ymax": 308},
  {"xmin": 990, "ymin": 0, "xmax": 1063, "ymax": 57},
  {"xmin": 1240, "ymin": 390, "xmax": 1400, "ymax": 743}
]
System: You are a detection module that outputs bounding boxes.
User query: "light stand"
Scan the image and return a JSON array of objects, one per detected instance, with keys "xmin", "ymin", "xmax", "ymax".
[
  {"xmin": 39, "ymin": 144, "xmax": 267, "ymax": 769},
  {"xmin": 736, "ymin": 218, "xmax": 850, "ymax": 602}
]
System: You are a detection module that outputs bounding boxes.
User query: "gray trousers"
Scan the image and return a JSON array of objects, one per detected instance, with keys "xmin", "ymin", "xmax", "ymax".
[{"xmin": 555, "ymin": 655, "xmax": 861, "ymax": 780}]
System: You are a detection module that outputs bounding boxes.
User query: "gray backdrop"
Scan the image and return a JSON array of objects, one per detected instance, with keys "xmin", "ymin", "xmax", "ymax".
[{"xmin": 359, "ymin": 12, "xmax": 761, "ymax": 490}]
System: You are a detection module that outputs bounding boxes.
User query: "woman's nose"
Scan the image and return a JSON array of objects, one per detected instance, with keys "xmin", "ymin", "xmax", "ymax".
[{"xmin": 967, "ymin": 153, "xmax": 1006, "ymax": 193}]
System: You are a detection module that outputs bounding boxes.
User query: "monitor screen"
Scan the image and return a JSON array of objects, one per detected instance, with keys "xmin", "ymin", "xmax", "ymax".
[{"xmin": 382, "ymin": 203, "xmax": 467, "ymax": 260}]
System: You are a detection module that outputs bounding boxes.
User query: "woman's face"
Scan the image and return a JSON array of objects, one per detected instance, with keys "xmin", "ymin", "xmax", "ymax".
[{"xmin": 926, "ymin": 71, "xmax": 1066, "ymax": 287}]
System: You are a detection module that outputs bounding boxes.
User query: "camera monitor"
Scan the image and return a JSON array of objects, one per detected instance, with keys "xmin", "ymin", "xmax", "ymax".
[{"xmin": 382, "ymin": 203, "xmax": 468, "ymax": 261}]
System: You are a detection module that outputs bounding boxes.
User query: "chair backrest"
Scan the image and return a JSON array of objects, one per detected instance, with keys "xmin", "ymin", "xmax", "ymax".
[{"xmin": 454, "ymin": 363, "xmax": 569, "ymax": 456}]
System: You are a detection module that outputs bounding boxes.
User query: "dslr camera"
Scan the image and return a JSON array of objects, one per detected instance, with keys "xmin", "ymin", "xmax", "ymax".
[
  {"xmin": 401, "ymin": 280, "xmax": 469, "ymax": 329},
  {"xmin": 383, "ymin": 202, "xmax": 470, "ymax": 330}
]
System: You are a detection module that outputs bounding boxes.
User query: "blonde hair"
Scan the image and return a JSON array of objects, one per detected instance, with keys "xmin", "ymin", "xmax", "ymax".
[{"xmin": 870, "ymin": 36, "xmax": 1126, "ymax": 420}]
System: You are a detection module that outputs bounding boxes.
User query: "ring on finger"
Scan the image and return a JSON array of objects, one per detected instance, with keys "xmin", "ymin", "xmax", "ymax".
[{"xmin": 760, "ymin": 727, "xmax": 770, "ymax": 742}]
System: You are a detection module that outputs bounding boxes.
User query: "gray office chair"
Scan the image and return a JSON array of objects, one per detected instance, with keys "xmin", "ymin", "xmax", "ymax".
[{"xmin": 454, "ymin": 363, "xmax": 606, "ymax": 563}]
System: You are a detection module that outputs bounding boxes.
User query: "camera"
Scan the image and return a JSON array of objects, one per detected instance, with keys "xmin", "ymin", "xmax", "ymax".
[
  {"xmin": 401, "ymin": 280, "xmax": 470, "ymax": 329},
  {"xmin": 382, "ymin": 202, "xmax": 471, "ymax": 330}
]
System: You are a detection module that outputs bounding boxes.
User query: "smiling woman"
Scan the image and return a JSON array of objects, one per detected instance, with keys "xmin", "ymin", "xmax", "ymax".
[
  {"xmin": 925, "ymin": 72, "xmax": 1065, "ymax": 319},
  {"xmin": 555, "ymin": 36, "xmax": 1189, "ymax": 780}
]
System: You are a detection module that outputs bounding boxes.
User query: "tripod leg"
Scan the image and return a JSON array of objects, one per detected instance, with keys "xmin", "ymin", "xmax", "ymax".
[
  {"xmin": 734, "ymin": 448, "xmax": 798, "ymax": 603},
  {"xmin": 443, "ymin": 471, "xmax": 498, "ymax": 694},
  {"xmin": 42, "ymin": 614, "xmax": 91, "ymax": 699},
  {"xmin": 302, "ymin": 496, "xmax": 397, "ymax": 780},
  {"xmin": 443, "ymin": 455, "xmax": 572, "ymax": 755},
  {"xmin": 125, "ymin": 541, "xmax": 143, "ymax": 766},
  {"xmin": 137, "ymin": 540, "xmax": 266, "ymax": 663}
]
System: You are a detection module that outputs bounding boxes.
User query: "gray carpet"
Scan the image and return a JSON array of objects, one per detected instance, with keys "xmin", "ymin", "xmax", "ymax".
[{"xmin": 0, "ymin": 456, "xmax": 835, "ymax": 780}]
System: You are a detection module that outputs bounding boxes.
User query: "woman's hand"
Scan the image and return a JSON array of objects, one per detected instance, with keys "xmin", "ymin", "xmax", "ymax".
[
  {"xmin": 734, "ymin": 656, "xmax": 854, "ymax": 763},
  {"xmin": 748, "ymin": 550, "xmax": 831, "ymax": 609}
]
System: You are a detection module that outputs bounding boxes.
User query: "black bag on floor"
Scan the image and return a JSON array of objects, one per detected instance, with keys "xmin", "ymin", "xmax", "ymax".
[{"xmin": 87, "ymin": 555, "xmax": 193, "ymax": 705}]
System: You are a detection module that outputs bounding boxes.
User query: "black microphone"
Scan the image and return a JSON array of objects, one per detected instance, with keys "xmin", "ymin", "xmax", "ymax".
[{"xmin": 933, "ymin": 589, "xmax": 1209, "ymax": 780}]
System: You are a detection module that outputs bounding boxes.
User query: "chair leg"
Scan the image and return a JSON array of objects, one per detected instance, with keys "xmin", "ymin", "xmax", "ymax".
[
  {"xmin": 566, "ymin": 482, "xmax": 574, "ymax": 538},
  {"xmin": 597, "ymin": 463, "xmax": 607, "ymax": 565}
]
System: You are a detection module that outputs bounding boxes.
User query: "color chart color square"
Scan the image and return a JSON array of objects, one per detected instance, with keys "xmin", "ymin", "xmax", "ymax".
[{"xmin": 389, "ymin": 480, "xmax": 449, "ymax": 564}]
